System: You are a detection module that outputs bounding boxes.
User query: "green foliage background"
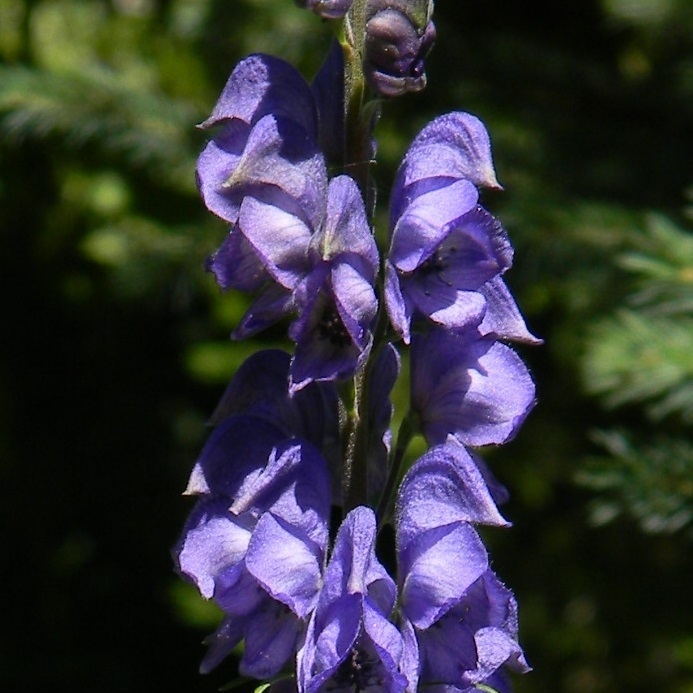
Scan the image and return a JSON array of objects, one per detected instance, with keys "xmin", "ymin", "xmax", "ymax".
[{"xmin": 1, "ymin": 1, "xmax": 691, "ymax": 692}]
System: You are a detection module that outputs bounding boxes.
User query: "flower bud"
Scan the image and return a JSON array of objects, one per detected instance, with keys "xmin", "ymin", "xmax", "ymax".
[{"xmin": 364, "ymin": 0, "xmax": 436, "ymax": 97}]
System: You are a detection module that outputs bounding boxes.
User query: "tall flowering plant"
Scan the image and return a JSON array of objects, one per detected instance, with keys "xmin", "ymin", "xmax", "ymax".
[{"xmin": 174, "ymin": 2, "xmax": 540, "ymax": 692}]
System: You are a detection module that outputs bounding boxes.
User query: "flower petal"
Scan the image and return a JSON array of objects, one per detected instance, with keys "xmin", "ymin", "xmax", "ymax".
[
  {"xmin": 478, "ymin": 275, "xmax": 543, "ymax": 344},
  {"xmin": 174, "ymin": 497, "xmax": 252, "ymax": 599},
  {"xmin": 201, "ymin": 53, "xmax": 318, "ymax": 135},
  {"xmin": 246, "ymin": 512, "xmax": 324, "ymax": 617},
  {"xmin": 397, "ymin": 441, "xmax": 510, "ymax": 545},
  {"xmin": 389, "ymin": 179, "xmax": 478, "ymax": 272},
  {"xmin": 239, "ymin": 196, "xmax": 313, "ymax": 289},
  {"xmin": 183, "ymin": 415, "xmax": 286, "ymax": 497},
  {"xmin": 411, "ymin": 329, "xmax": 536, "ymax": 447},
  {"xmin": 394, "ymin": 112, "xmax": 501, "ymax": 203},
  {"xmin": 398, "ymin": 522, "xmax": 488, "ymax": 629}
]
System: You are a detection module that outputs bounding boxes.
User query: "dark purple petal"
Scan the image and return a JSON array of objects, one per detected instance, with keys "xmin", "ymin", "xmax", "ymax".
[
  {"xmin": 414, "ymin": 206, "xmax": 512, "ymax": 286},
  {"xmin": 200, "ymin": 53, "xmax": 318, "ymax": 135},
  {"xmin": 418, "ymin": 610, "xmax": 478, "ymax": 682},
  {"xmin": 289, "ymin": 265, "xmax": 376, "ymax": 391},
  {"xmin": 183, "ymin": 415, "xmax": 287, "ymax": 497},
  {"xmin": 240, "ymin": 600, "xmax": 303, "ymax": 679},
  {"xmin": 208, "ymin": 350, "xmax": 341, "ymax": 459},
  {"xmin": 214, "ymin": 563, "xmax": 267, "ymax": 615},
  {"xmin": 311, "ymin": 39, "xmax": 346, "ymax": 165},
  {"xmin": 366, "ymin": 342, "xmax": 400, "ymax": 501},
  {"xmin": 207, "ymin": 349, "xmax": 295, "ymax": 426},
  {"xmin": 206, "ymin": 222, "xmax": 269, "ymax": 292},
  {"xmin": 414, "ymin": 570, "xmax": 529, "ymax": 688},
  {"xmin": 231, "ymin": 283, "xmax": 294, "ymax": 340},
  {"xmin": 199, "ymin": 616, "xmax": 245, "ymax": 674},
  {"xmin": 411, "ymin": 329, "xmax": 536, "ymax": 447}
]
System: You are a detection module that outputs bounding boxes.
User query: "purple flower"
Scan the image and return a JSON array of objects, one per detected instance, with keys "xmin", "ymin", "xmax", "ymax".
[
  {"xmin": 392, "ymin": 113, "xmax": 501, "ymax": 206},
  {"xmin": 385, "ymin": 113, "xmax": 518, "ymax": 342},
  {"xmin": 174, "ymin": 414, "xmax": 332, "ymax": 675},
  {"xmin": 413, "ymin": 570, "xmax": 529, "ymax": 690},
  {"xmin": 200, "ymin": 597, "xmax": 302, "ymax": 677},
  {"xmin": 364, "ymin": 0, "xmax": 436, "ymax": 98},
  {"xmin": 297, "ymin": 506, "xmax": 409, "ymax": 693},
  {"xmin": 244, "ymin": 174, "xmax": 378, "ymax": 389},
  {"xmin": 208, "ymin": 349, "xmax": 340, "ymax": 456},
  {"xmin": 213, "ymin": 172, "xmax": 378, "ymax": 386},
  {"xmin": 289, "ymin": 257, "xmax": 378, "ymax": 391},
  {"xmin": 410, "ymin": 327, "xmax": 536, "ymax": 448},
  {"xmin": 396, "ymin": 459, "xmax": 528, "ymax": 691},
  {"xmin": 196, "ymin": 54, "xmax": 327, "ymax": 227}
]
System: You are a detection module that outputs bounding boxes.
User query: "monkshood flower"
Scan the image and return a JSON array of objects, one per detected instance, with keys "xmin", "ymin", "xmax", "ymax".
[
  {"xmin": 386, "ymin": 112, "xmax": 534, "ymax": 344},
  {"xmin": 196, "ymin": 53, "xmax": 327, "ymax": 228},
  {"xmin": 412, "ymin": 570, "xmax": 529, "ymax": 692},
  {"xmin": 207, "ymin": 348, "xmax": 345, "ymax": 502},
  {"xmin": 396, "ymin": 442, "xmax": 510, "ymax": 544},
  {"xmin": 395, "ymin": 454, "xmax": 529, "ymax": 692},
  {"xmin": 238, "ymin": 174, "xmax": 378, "ymax": 389},
  {"xmin": 389, "ymin": 113, "xmax": 540, "ymax": 346},
  {"xmin": 364, "ymin": 0, "xmax": 436, "ymax": 97},
  {"xmin": 174, "ymin": 414, "xmax": 331, "ymax": 676},
  {"xmin": 410, "ymin": 327, "xmax": 536, "ymax": 448},
  {"xmin": 297, "ymin": 506, "xmax": 409, "ymax": 693}
]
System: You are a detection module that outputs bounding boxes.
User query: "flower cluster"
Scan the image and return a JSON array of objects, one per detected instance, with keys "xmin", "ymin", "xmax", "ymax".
[{"xmin": 175, "ymin": 3, "xmax": 538, "ymax": 692}]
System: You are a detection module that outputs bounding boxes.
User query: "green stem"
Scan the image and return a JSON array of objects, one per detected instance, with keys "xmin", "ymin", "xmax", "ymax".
[
  {"xmin": 340, "ymin": 0, "xmax": 380, "ymax": 513},
  {"xmin": 376, "ymin": 409, "xmax": 418, "ymax": 527},
  {"xmin": 342, "ymin": 0, "xmax": 375, "ymax": 210},
  {"xmin": 342, "ymin": 300, "xmax": 389, "ymax": 511}
]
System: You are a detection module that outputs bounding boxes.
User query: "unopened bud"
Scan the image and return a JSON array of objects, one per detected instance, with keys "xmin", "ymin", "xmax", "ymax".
[{"xmin": 364, "ymin": 0, "xmax": 436, "ymax": 98}]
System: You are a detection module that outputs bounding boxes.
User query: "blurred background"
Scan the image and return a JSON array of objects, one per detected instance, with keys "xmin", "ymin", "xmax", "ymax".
[{"xmin": 1, "ymin": 0, "xmax": 692, "ymax": 691}]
